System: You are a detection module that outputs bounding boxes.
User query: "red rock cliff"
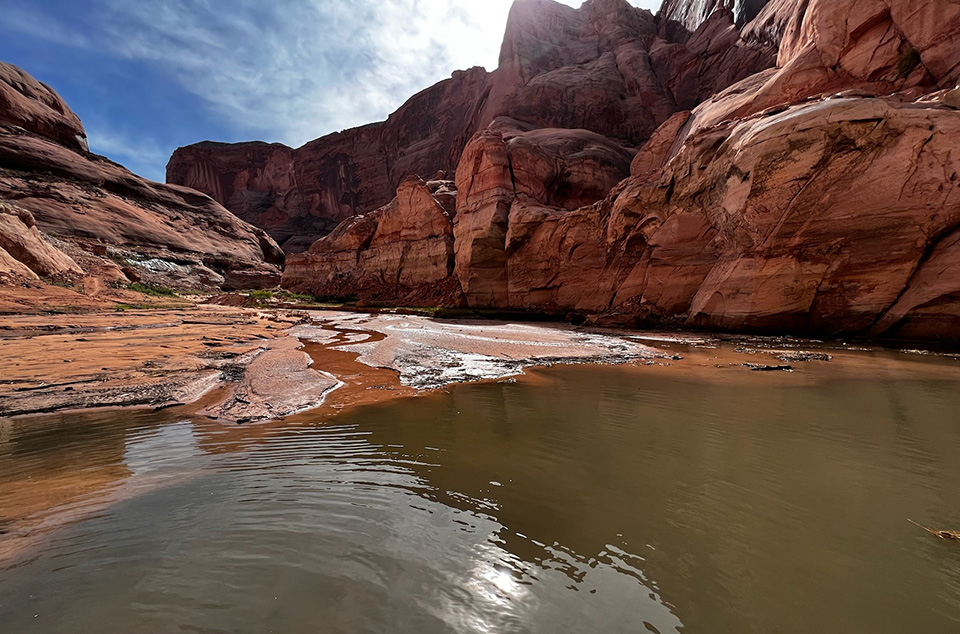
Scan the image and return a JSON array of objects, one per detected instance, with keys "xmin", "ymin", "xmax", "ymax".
[
  {"xmin": 281, "ymin": 175, "xmax": 460, "ymax": 305},
  {"xmin": 451, "ymin": 0, "xmax": 960, "ymax": 339},
  {"xmin": 0, "ymin": 61, "xmax": 284, "ymax": 296},
  {"xmin": 187, "ymin": 0, "xmax": 960, "ymax": 341},
  {"xmin": 167, "ymin": 68, "xmax": 491, "ymax": 254},
  {"xmin": 168, "ymin": 0, "xmax": 775, "ymax": 253},
  {"xmin": 282, "ymin": 0, "xmax": 960, "ymax": 341}
]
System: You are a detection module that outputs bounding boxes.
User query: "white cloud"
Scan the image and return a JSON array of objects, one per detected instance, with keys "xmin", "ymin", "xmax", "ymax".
[
  {"xmin": 84, "ymin": 127, "xmax": 171, "ymax": 181},
  {"xmin": 4, "ymin": 0, "xmax": 661, "ymax": 150}
]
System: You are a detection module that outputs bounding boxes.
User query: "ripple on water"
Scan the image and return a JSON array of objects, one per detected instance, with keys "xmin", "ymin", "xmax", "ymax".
[{"xmin": 2, "ymin": 359, "xmax": 960, "ymax": 633}]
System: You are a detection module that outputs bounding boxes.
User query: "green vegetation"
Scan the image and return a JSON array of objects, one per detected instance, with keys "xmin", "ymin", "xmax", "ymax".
[
  {"xmin": 238, "ymin": 289, "xmax": 352, "ymax": 307},
  {"xmin": 45, "ymin": 278, "xmax": 77, "ymax": 290},
  {"xmin": 114, "ymin": 303, "xmax": 161, "ymax": 311},
  {"xmin": 128, "ymin": 282, "xmax": 178, "ymax": 297},
  {"xmin": 106, "ymin": 251, "xmax": 130, "ymax": 266},
  {"xmin": 396, "ymin": 306, "xmax": 442, "ymax": 316},
  {"xmin": 280, "ymin": 292, "xmax": 316, "ymax": 303}
]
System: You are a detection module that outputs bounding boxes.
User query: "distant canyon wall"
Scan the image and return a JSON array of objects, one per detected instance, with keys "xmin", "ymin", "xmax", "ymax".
[{"xmin": 167, "ymin": 0, "xmax": 777, "ymax": 253}]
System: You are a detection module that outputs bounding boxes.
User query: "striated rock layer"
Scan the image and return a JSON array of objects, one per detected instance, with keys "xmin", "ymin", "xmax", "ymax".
[
  {"xmin": 463, "ymin": 96, "xmax": 960, "ymax": 338},
  {"xmin": 281, "ymin": 0, "xmax": 960, "ymax": 341},
  {"xmin": 0, "ymin": 61, "xmax": 284, "ymax": 299},
  {"xmin": 168, "ymin": 0, "xmax": 776, "ymax": 253},
  {"xmin": 450, "ymin": 0, "xmax": 960, "ymax": 339},
  {"xmin": 282, "ymin": 175, "xmax": 461, "ymax": 305},
  {"xmin": 0, "ymin": 62, "xmax": 87, "ymax": 151},
  {"xmin": 660, "ymin": 0, "xmax": 772, "ymax": 33}
]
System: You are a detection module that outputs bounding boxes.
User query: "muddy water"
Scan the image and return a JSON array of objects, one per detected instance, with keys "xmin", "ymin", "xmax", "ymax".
[{"xmin": 2, "ymin": 350, "xmax": 960, "ymax": 633}]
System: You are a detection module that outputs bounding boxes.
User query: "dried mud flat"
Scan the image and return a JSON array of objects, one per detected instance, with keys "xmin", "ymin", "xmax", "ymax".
[{"xmin": 292, "ymin": 311, "xmax": 664, "ymax": 390}]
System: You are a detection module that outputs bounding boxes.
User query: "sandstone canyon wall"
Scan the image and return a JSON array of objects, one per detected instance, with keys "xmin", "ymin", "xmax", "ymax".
[
  {"xmin": 0, "ymin": 62, "xmax": 284, "ymax": 300},
  {"xmin": 167, "ymin": 66, "xmax": 490, "ymax": 254},
  {"xmin": 168, "ymin": 0, "xmax": 776, "ymax": 253},
  {"xmin": 281, "ymin": 175, "xmax": 460, "ymax": 305},
  {"xmin": 659, "ymin": 0, "xmax": 770, "ymax": 32},
  {"xmin": 449, "ymin": 0, "xmax": 960, "ymax": 340},
  {"xmin": 198, "ymin": 0, "xmax": 960, "ymax": 341}
]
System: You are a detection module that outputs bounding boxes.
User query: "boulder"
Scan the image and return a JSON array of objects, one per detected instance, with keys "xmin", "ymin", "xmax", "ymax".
[
  {"xmin": 0, "ymin": 246, "xmax": 37, "ymax": 280},
  {"xmin": 0, "ymin": 202, "xmax": 82, "ymax": 279}
]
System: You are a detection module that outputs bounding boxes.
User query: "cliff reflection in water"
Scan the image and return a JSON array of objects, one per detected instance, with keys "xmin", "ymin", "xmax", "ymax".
[
  {"xmin": 2, "ymin": 355, "xmax": 960, "ymax": 633},
  {"xmin": 347, "ymin": 362, "xmax": 960, "ymax": 633}
]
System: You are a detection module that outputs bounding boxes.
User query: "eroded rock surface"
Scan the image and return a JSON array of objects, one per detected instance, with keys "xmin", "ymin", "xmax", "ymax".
[
  {"xmin": 200, "ymin": 336, "xmax": 340, "ymax": 424},
  {"xmin": 453, "ymin": 123, "xmax": 635, "ymax": 308},
  {"xmin": 0, "ymin": 62, "xmax": 87, "ymax": 151},
  {"xmin": 448, "ymin": 0, "xmax": 960, "ymax": 340},
  {"xmin": 167, "ymin": 0, "xmax": 776, "ymax": 252},
  {"xmin": 0, "ymin": 203, "xmax": 81, "ymax": 281},
  {"xmin": 660, "ymin": 0, "xmax": 772, "ymax": 33},
  {"xmin": 282, "ymin": 176, "xmax": 460, "ymax": 305},
  {"xmin": 293, "ymin": 311, "xmax": 661, "ymax": 390},
  {"xmin": 0, "ymin": 62, "xmax": 283, "ymax": 303},
  {"xmin": 612, "ymin": 96, "xmax": 960, "ymax": 337},
  {"xmin": 0, "ymin": 308, "xmax": 303, "ymax": 419},
  {"xmin": 194, "ymin": 0, "xmax": 960, "ymax": 341}
]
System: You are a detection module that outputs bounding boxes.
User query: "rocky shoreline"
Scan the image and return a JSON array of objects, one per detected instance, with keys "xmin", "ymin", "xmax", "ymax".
[
  {"xmin": 4, "ymin": 305, "xmax": 959, "ymax": 425},
  {"xmin": 0, "ymin": 307, "xmax": 306, "ymax": 420},
  {"xmin": 3, "ymin": 302, "xmax": 959, "ymax": 567},
  {"xmin": 0, "ymin": 306, "xmax": 663, "ymax": 423}
]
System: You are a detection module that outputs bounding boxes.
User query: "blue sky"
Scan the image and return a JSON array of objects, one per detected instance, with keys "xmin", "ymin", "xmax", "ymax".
[{"xmin": 0, "ymin": 0, "xmax": 659, "ymax": 182}]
